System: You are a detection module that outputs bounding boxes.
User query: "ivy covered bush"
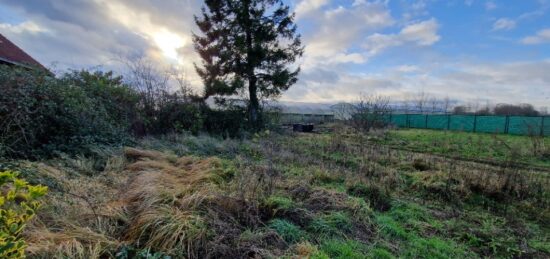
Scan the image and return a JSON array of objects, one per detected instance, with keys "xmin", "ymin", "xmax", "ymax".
[
  {"xmin": 0, "ymin": 171, "xmax": 48, "ymax": 258},
  {"xmin": 0, "ymin": 66, "xmax": 139, "ymax": 158}
]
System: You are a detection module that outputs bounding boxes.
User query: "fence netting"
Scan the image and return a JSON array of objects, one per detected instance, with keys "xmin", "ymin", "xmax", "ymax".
[{"xmin": 389, "ymin": 114, "xmax": 549, "ymax": 136}]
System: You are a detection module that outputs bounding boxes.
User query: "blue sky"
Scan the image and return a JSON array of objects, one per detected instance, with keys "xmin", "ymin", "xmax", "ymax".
[{"xmin": 0, "ymin": 0, "xmax": 549, "ymax": 108}]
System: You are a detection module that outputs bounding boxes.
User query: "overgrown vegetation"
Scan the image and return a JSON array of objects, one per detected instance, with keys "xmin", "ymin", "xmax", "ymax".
[
  {"xmin": 0, "ymin": 124, "xmax": 547, "ymax": 258},
  {"xmin": 0, "ymin": 65, "xmax": 253, "ymax": 159}
]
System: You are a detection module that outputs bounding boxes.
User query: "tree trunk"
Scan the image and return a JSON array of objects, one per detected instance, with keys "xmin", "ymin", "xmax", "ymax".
[
  {"xmin": 244, "ymin": 0, "xmax": 260, "ymax": 130},
  {"xmin": 249, "ymin": 78, "xmax": 260, "ymax": 129}
]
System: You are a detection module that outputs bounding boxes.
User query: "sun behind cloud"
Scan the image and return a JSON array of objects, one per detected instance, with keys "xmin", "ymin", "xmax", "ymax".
[{"xmin": 153, "ymin": 29, "xmax": 185, "ymax": 61}]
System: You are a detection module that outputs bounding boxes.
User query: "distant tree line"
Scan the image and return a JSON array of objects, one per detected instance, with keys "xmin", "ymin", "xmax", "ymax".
[
  {"xmin": 452, "ymin": 103, "xmax": 543, "ymax": 116},
  {"xmin": 397, "ymin": 91, "xmax": 546, "ymax": 116}
]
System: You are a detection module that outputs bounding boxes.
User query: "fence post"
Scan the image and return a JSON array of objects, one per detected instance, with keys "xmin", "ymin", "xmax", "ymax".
[
  {"xmin": 541, "ymin": 116, "xmax": 545, "ymax": 136},
  {"xmin": 425, "ymin": 115, "xmax": 428, "ymax": 129},
  {"xmin": 505, "ymin": 115, "xmax": 510, "ymax": 134},
  {"xmin": 447, "ymin": 114, "xmax": 451, "ymax": 130},
  {"xmin": 406, "ymin": 114, "xmax": 410, "ymax": 128},
  {"xmin": 473, "ymin": 115, "xmax": 477, "ymax": 133}
]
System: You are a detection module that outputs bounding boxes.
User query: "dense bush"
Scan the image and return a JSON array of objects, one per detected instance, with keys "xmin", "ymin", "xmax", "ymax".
[
  {"xmin": 202, "ymin": 105, "xmax": 249, "ymax": 138},
  {"xmin": 0, "ymin": 66, "xmax": 138, "ymax": 158},
  {"xmin": 0, "ymin": 66, "xmax": 256, "ymax": 158}
]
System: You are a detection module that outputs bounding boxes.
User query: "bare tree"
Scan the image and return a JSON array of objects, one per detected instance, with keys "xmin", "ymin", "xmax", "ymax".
[
  {"xmin": 168, "ymin": 67, "xmax": 195, "ymax": 102},
  {"xmin": 120, "ymin": 57, "xmax": 170, "ymax": 115},
  {"xmin": 429, "ymin": 97, "xmax": 439, "ymax": 113},
  {"xmin": 331, "ymin": 102, "xmax": 355, "ymax": 120},
  {"xmin": 350, "ymin": 94, "xmax": 392, "ymax": 132},
  {"xmin": 413, "ymin": 91, "xmax": 429, "ymax": 114},
  {"xmin": 442, "ymin": 96, "xmax": 451, "ymax": 114}
]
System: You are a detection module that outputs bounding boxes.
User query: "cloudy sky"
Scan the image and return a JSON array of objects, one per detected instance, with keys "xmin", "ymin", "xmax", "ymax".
[{"xmin": 1, "ymin": 0, "xmax": 549, "ymax": 107}]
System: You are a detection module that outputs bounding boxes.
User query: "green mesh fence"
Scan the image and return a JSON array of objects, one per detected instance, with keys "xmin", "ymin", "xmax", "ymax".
[
  {"xmin": 475, "ymin": 116, "xmax": 506, "ymax": 134},
  {"xmin": 449, "ymin": 115, "xmax": 475, "ymax": 132},
  {"xmin": 508, "ymin": 116, "xmax": 542, "ymax": 135},
  {"xmin": 409, "ymin": 114, "xmax": 427, "ymax": 128},
  {"xmin": 427, "ymin": 115, "xmax": 448, "ymax": 130},
  {"xmin": 387, "ymin": 114, "xmax": 548, "ymax": 136},
  {"xmin": 390, "ymin": 114, "xmax": 408, "ymax": 127}
]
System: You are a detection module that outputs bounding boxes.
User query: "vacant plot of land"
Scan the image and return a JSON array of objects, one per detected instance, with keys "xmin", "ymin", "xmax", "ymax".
[
  {"xmin": 376, "ymin": 128, "xmax": 550, "ymax": 169},
  {"xmin": 2, "ymin": 127, "xmax": 549, "ymax": 258}
]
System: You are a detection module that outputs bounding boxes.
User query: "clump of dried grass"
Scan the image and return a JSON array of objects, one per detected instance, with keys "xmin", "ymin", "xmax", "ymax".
[{"xmin": 23, "ymin": 147, "xmax": 237, "ymax": 258}]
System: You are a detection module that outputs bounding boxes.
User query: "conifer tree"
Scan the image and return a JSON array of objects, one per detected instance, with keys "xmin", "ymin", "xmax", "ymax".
[{"xmin": 194, "ymin": 0, "xmax": 303, "ymax": 129}]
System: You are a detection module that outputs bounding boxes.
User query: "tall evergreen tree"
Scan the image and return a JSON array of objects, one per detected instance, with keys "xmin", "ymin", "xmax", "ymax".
[{"xmin": 193, "ymin": 0, "xmax": 303, "ymax": 129}]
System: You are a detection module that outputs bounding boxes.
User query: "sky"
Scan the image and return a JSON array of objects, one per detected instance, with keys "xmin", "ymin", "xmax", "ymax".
[{"xmin": 0, "ymin": 0, "xmax": 549, "ymax": 108}]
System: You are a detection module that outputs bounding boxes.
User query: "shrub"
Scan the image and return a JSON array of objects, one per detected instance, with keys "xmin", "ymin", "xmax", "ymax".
[
  {"xmin": 0, "ymin": 171, "xmax": 48, "ymax": 258},
  {"xmin": 202, "ymin": 106, "xmax": 249, "ymax": 137},
  {"xmin": 156, "ymin": 100, "xmax": 203, "ymax": 135},
  {"xmin": 0, "ymin": 67, "xmax": 138, "ymax": 158}
]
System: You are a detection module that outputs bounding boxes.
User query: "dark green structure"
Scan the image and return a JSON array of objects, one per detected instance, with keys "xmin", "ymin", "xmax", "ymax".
[{"xmin": 389, "ymin": 114, "xmax": 549, "ymax": 136}]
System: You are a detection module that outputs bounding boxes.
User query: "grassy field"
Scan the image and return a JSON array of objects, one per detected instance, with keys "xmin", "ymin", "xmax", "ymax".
[
  {"xmin": 376, "ymin": 128, "xmax": 550, "ymax": 169},
  {"xmin": 2, "ymin": 126, "xmax": 549, "ymax": 258}
]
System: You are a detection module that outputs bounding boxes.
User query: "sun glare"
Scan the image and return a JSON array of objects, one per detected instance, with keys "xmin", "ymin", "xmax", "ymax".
[{"xmin": 153, "ymin": 30, "xmax": 185, "ymax": 61}]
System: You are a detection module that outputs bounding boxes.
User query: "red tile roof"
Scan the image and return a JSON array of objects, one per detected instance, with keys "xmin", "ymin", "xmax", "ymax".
[{"xmin": 0, "ymin": 33, "xmax": 45, "ymax": 69}]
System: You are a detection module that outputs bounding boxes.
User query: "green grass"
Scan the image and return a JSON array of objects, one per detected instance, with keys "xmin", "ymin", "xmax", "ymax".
[
  {"xmin": 308, "ymin": 212, "xmax": 353, "ymax": 239},
  {"xmin": 320, "ymin": 239, "xmax": 368, "ymax": 259},
  {"xmin": 378, "ymin": 129, "xmax": 550, "ymax": 168},
  {"xmin": 268, "ymin": 219, "xmax": 307, "ymax": 243},
  {"xmin": 10, "ymin": 127, "xmax": 550, "ymax": 258}
]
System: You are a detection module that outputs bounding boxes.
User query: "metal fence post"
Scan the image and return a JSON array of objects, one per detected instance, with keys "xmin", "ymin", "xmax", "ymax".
[
  {"xmin": 425, "ymin": 114, "xmax": 428, "ymax": 129},
  {"xmin": 473, "ymin": 115, "xmax": 477, "ymax": 133},
  {"xmin": 505, "ymin": 115, "xmax": 510, "ymax": 134},
  {"xmin": 541, "ymin": 116, "xmax": 545, "ymax": 136}
]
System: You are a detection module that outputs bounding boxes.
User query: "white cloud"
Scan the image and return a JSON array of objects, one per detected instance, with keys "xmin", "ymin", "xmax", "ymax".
[
  {"xmin": 492, "ymin": 18, "xmax": 516, "ymax": 31},
  {"xmin": 521, "ymin": 28, "xmax": 550, "ymax": 44},
  {"xmin": 395, "ymin": 65, "xmax": 420, "ymax": 73},
  {"xmin": 0, "ymin": 21, "xmax": 48, "ymax": 34},
  {"xmin": 363, "ymin": 18, "xmax": 440, "ymax": 56},
  {"xmin": 485, "ymin": 1, "xmax": 497, "ymax": 10},
  {"xmin": 295, "ymin": 0, "xmax": 329, "ymax": 19},
  {"xmin": 301, "ymin": 1, "xmax": 394, "ymax": 69},
  {"xmin": 285, "ymin": 60, "xmax": 550, "ymax": 106}
]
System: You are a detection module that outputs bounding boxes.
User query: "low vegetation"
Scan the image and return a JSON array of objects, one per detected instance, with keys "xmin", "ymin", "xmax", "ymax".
[
  {"xmin": 377, "ymin": 128, "xmax": 550, "ymax": 168},
  {"xmin": 0, "ymin": 124, "xmax": 547, "ymax": 258}
]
